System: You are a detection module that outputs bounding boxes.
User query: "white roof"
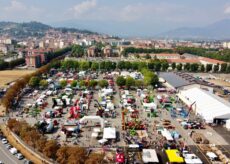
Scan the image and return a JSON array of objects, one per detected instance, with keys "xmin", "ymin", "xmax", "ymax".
[
  {"xmin": 179, "ymin": 87, "xmax": 230, "ymax": 123},
  {"xmin": 103, "ymin": 127, "xmax": 116, "ymax": 139},
  {"xmin": 142, "ymin": 149, "xmax": 159, "ymax": 163},
  {"xmin": 98, "ymin": 138, "xmax": 108, "ymax": 144},
  {"xmin": 184, "ymin": 154, "xmax": 203, "ymax": 164}
]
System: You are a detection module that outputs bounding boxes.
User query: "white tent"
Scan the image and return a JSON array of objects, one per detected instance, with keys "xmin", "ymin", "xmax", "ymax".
[
  {"xmin": 143, "ymin": 103, "xmax": 157, "ymax": 110},
  {"xmin": 226, "ymin": 119, "xmax": 230, "ymax": 130},
  {"xmin": 142, "ymin": 149, "xmax": 159, "ymax": 163},
  {"xmin": 159, "ymin": 129, "xmax": 173, "ymax": 141},
  {"xmin": 103, "ymin": 127, "xmax": 116, "ymax": 139},
  {"xmin": 178, "ymin": 87, "xmax": 230, "ymax": 123}
]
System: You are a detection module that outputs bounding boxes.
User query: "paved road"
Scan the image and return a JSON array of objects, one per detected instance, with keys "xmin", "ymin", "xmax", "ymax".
[{"xmin": 0, "ymin": 141, "xmax": 24, "ymax": 164}]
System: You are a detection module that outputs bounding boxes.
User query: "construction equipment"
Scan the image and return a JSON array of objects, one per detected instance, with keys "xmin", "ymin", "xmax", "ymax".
[{"xmin": 187, "ymin": 101, "xmax": 196, "ymax": 119}]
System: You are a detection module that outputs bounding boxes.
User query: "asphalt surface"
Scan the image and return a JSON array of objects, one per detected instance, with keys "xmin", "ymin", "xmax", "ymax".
[{"xmin": 0, "ymin": 141, "xmax": 24, "ymax": 164}]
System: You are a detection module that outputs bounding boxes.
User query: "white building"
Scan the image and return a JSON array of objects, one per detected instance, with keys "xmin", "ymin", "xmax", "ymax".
[{"xmin": 178, "ymin": 87, "xmax": 230, "ymax": 123}]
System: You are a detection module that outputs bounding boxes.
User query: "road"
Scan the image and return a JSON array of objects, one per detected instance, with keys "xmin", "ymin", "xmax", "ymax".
[{"xmin": 0, "ymin": 141, "xmax": 24, "ymax": 164}]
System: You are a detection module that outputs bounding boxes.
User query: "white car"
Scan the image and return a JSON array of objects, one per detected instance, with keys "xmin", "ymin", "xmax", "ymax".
[
  {"xmin": 9, "ymin": 147, "xmax": 17, "ymax": 155},
  {"xmin": 2, "ymin": 138, "xmax": 8, "ymax": 144},
  {"xmin": 16, "ymin": 153, "xmax": 24, "ymax": 160}
]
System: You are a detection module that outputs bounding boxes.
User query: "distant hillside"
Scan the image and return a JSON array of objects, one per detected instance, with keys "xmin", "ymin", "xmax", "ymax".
[
  {"xmin": 157, "ymin": 19, "xmax": 230, "ymax": 40},
  {"xmin": 0, "ymin": 21, "xmax": 98, "ymax": 39}
]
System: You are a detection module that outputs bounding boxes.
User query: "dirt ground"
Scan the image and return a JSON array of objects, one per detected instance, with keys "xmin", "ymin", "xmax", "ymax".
[{"xmin": 0, "ymin": 70, "xmax": 34, "ymax": 88}]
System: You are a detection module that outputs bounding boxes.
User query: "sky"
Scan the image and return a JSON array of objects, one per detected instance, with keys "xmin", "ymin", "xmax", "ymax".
[{"xmin": 0, "ymin": 0, "xmax": 230, "ymax": 36}]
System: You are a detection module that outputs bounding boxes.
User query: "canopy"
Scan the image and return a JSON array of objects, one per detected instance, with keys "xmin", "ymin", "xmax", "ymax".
[
  {"xmin": 178, "ymin": 87, "xmax": 230, "ymax": 123},
  {"xmin": 103, "ymin": 127, "xmax": 116, "ymax": 139},
  {"xmin": 98, "ymin": 138, "xmax": 108, "ymax": 144},
  {"xmin": 143, "ymin": 103, "xmax": 157, "ymax": 110},
  {"xmin": 91, "ymin": 132, "xmax": 98, "ymax": 138},
  {"xmin": 142, "ymin": 149, "xmax": 159, "ymax": 163},
  {"xmin": 166, "ymin": 149, "xmax": 184, "ymax": 163},
  {"xmin": 160, "ymin": 129, "xmax": 173, "ymax": 141}
]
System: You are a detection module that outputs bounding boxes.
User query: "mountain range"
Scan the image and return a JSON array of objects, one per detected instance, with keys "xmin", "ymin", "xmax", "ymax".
[
  {"xmin": 156, "ymin": 19, "xmax": 230, "ymax": 40},
  {"xmin": 0, "ymin": 21, "xmax": 97, "ymax": 39}
]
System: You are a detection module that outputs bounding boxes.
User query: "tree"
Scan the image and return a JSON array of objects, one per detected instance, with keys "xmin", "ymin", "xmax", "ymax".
[
  {"xmin": 71, "ymin": 45, "xmax": 84, "ymax": 57},
  {"xmin": 190, "ymin": 63, "xmax": 199, "ymax": 72},
  {"xmin": 226, "ymin": 65, "xmax": 230, "ymax": 73},
  {"xmin": 155, "ymin": 62, "xmax": 161, "ymax": 71},
  {"xmin": 29, "ymin": 76, "xmax": 40, "ymax": 87},
  {"xmin": 206, "ymin": 64, "xmax": 213, "ymax": 72},
  {"xmin": 71, "ymin": 80, "xmax": 78, "ymax": 88},
  {"xmin": 39, "ymin": 79, "xmax": 48, "ymax": 88},
  {"xmin": 117, "ymin": 61, "xmax": 125, "ymax": 70},
  {"xmin": 171, "ymin": 63, "xmax": 176, "ymax": 70},
  {"xmin": 142, "ymin": 69, "xmax": 159, "ymax": 87},
  {"xmin": 59, "ymin": 80, "xmax": 67, "ymax": 88},
  {"xmin": 116, "ymin": 76, "xmax": 126, "ymax": 87},
  {"xmin": 79, "ymin": 80, "xmax": 86, "ymax": 88},
  {"xmin": 125, "ymin": 76, "xmax": 135, "ymax": 89},
  {"xmin": 98, "ymin": 80, "xmax": 108, "ymax": 88},
  {"xmin": 85, "ymin": 153, "xmax": 104, "ymax": 164},
  {"xmin": 43, "ymin": 140, "xmax": 59, "ymax": 159},
  {"xmin": 200, "ymin": 64, "xmax": 205, "ymax": 72},
  {"xmin": 56, "ymin": 146, "xmax": 69, "ymax": 164},
  {"xmin": 80, "ymin": 61, "xmax": 90, "ymax": 70},
  {"xmin": 220, "ymin": 63, "xmax": 227, "ymax": 73},
  {"xmin": 176, "ymin": 63, "xmax": 182, "ymax": 71},
  {"xmin": 135, "ymin": 80, "xmax": 144, "ymax": 88},
  {"xmin": 184, "ymin": 63, "xmax": 191, "ymax": 71},
  {"xmin": 161, "ymin": 62, "xmax": 169, "ymax": 71},
  {"xmin": 145, "ymin": 54, "xmax": 151, "ymax": 59},
  {"xmin": 91, "ymin": 62, "xmax": 99, "ymax": 71},
  {"xmin": 213, "ymin": 64, "xmax": 219, "ymax": 73},
  {"xmin": 89, "ymin": 80, "xmax": 98, "ymax": 88}
]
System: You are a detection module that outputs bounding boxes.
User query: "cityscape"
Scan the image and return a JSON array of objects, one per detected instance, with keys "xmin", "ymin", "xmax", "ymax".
[{"xmin": 0, "ymin": 0, "xmax": 230, "ymax": 164}]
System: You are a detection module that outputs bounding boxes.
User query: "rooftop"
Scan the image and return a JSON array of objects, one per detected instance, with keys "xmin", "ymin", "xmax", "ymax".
[{"xmin": 159, "ymin": 72, "xmax": 195, "ymax": 89}]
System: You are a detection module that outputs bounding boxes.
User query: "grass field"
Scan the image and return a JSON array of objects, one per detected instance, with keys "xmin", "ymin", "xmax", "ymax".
[{"xmin": 0, "ymin": 70, "xmax": 35, "ymax": 87}]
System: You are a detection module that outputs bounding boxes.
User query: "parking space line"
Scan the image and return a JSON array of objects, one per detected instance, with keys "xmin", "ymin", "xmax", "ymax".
[{"xmin": 0, "ymin": 144, "xmax": 17, "ymax": 164}]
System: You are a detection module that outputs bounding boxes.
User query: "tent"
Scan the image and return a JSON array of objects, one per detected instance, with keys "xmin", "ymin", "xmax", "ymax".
[
  {"xmin": 165, "ymin": 149, "xmax": 184, "ymax": 163},
  {"xmin": 226, "ymin": 119, "xmax": 230, "ymax": 130},
  {"xmin": 159, "ymin": 129, "xmax": 173, "ymax": 141},
  {"xmin": 142, "ymin": 149, "xmax": 159, "ymax": 163},
  {"xmin": 178, "ymin": 87, "xmax": 230, "ymax": 123},
  {"xmin": 103, "ymin": 127, "xmax": 116, "ymax": 139},
  {"xmin": 143, "ymin": 103, "xmax": 157, "ymax": 110}
]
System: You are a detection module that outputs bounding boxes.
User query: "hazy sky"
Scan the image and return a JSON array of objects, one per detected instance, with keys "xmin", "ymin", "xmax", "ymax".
[{"xmin": 0, "ymin": 0, "xmax": 230, "ymax": 36}]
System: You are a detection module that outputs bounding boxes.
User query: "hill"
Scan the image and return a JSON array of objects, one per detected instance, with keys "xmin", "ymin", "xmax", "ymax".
[
  {"xmin": 157, "ymin": 19, "xmax": 230, "ymax": 40},
  {"xmin": 0, "ymin": 21, "xmax": 97, "ymax": 39}
]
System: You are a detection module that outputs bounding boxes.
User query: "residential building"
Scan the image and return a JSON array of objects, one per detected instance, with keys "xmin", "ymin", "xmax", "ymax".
[{"xmin": 26, "ymin": 49, "xmax": 47, "ymax": 68}]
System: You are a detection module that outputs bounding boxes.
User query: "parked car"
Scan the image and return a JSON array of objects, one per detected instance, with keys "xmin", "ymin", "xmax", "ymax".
[
  {"xmin": 1, "ymin": 138, "xmax": 8, "ymax": 144},
  {"xmin": 24, "ymin": 160, "xmax": 33, "ymax": 164},
  {"xmin": 5, "ymin": 144, "xmax": 12, "ymax": 149},
  {"xmin": 9, "ymin": 147, "xmax": 17, "ymax": 155},
  {"xmin": 16, "ymin": 153, "xmax": 24, "ymax": 160}
]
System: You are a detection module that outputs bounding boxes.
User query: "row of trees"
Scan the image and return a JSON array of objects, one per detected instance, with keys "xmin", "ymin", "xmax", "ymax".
[
  {"xmin": 45, "ymin": 46, "xmax": 72, "ymax": 63},
  {"xmin": 60, "ymin": 79, "xmax": 109, "ymax": 89},
  {"xmin": 0, "ymin": 58, "xmax": 25, "ymax": 70},
  {"xmin": 122, "ymin": 46, "xmax": 230, "ymax": 62},
  {"xmin": 7, "ymin": 119, "xmax": 104, "ymax": 164},
  {"xmin": 61, "ymin": 59, "xmax": 168, "ymax": 72},
  {"xmin": 61, "ymin": 59, "xmax": 230, "ymax": 73}
]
